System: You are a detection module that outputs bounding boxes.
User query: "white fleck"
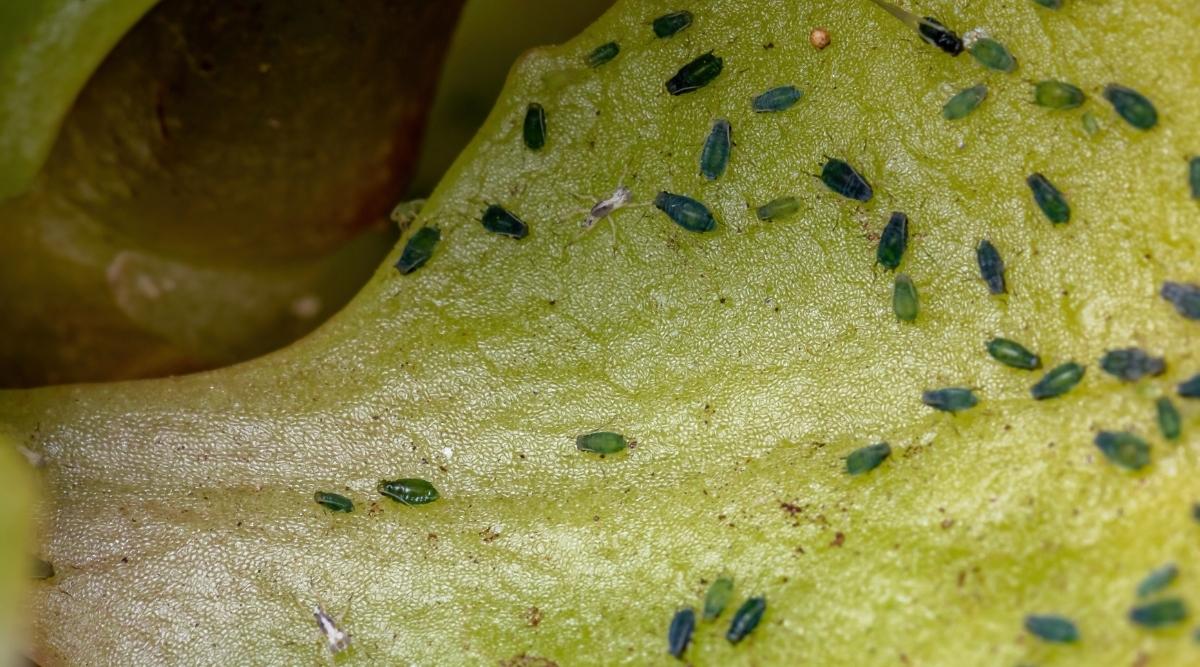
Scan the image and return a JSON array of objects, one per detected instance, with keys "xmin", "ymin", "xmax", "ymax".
[
  {"xmin": 291, "ymin": 295, "xmax": 322, "ymax": 319},
  {"xmin": 962, "ymin": 27, "xmax": 990, "ymax": 49},
  {"xmin": 441, "ymin": 447, "xmax": 453, "ymax": 460},
  {"xmin": 17, "ymin": 445, "xmax": 45, "ymax": 468}
]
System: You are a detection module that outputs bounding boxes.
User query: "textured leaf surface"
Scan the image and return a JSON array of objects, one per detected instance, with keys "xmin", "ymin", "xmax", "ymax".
[{"xmin": 6, "ymin": 0, "xmax": 1200, "ymax": 664}]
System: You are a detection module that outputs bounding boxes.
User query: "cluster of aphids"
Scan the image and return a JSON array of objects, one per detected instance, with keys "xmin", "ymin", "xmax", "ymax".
[{"xmin": 381, "ymin": 0, "xmax": 1200, "ymax": 659}]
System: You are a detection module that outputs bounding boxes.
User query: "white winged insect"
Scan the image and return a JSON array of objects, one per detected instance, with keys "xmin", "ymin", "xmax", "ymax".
[
  {"xmin": 564, "ymin": 167, "xmax": 650, "ymax": 249},
  {"xmin": 313, "ymin": 602, "xmax": 351, "ymax": 656}
]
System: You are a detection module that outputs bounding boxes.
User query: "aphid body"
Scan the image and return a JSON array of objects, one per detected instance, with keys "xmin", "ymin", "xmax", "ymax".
[
  {"xmin": 576, "ymin": 431, "xmax": 628, "ymax": 455},
  {"xmin": 703, "ymin": 577, "xmax": 734, "ymax": 620},
  {"xmin": 1094, "ymin": 431, "xmax": 1150, "ymax": 471},
  {"xmin": 654, "ymin": 192, "xmax": 717, "ymax": 232},
  {"xmin": 1031, "ymin": 362, "xmax": 1084, "ymax": 399},
  {"xmin": 876, "ymin": 212, "xmax": 908, "ymax": 270},
  {"xmin": 1129, "ymin": 598, "xmax": 1188, "ymax": 628},
  {"xmin": 726, "ymin": 596, "xmax": 766, "ymax": 644},
  {"xmin": 752, "ymin": 86, "xmax": 803, "ymax": 112},
  {"xmin": 1161, "ymin": 281, "xmax": 1200, "ymax": 320},
  {"xmin": 1156, "ymin": 396, "xmax": 1181, "ymax": 441},
  {"xmin": 481, "ymin": 204, "xmax": 529, "ymax": 239},
  {"xmin": 820, "ymin": 158, "xmax": 873, "ymax": 202},
  {"xmin": 1024, "ymin": 614, "xmax": 1078, "ymax": 643},
  {"xmin": 700, "ymin": 119, "xmax": 731, "ymax": 180},
  {"xmin": 313, "ymin": 491, "xmax": 354, "ymax": 513},
  {"xmin": 756, "ymin": 196, "xmax": 800, "ymax": 221},
  {"xmin": 1034, "ymin": 81, "xmax": 1085, "ymax": 109},
  {"xmin": 1099, "ymin": 348, "xmax": 1164, "ymax": 382},
  {"xmin": 586, "ymin": 42, "xmax": 620, "ymax": 68},
  {"xmin": 987, "ymin": 338, "xmax": 1040, "ymax": 370},
  {"xmin": 893, "ymin": 274, "xmax": 918, "ymax": 322},
  {"xmin": 667, "ymin": 607, "xmax": 695, "ymax": 659},
  {"xmin": 378, "ymin": 478, "xmax": 440, "ymax": 505},
  {"xmin": 523, "ymin": 103, "xmax": 546, "ymax": 151},
  {"xmin": 1137, "ymin": 563, "xmax": 1178, "ymax": 598},
  {"xmin": 1178, "ymin": 374, "xmax": 1200, "ymax": 398},
  {"xmin": 1027, "ymin": 173, "xmax": 1070, "ymax": 224},
  {"xmin": 846, "ymin": 442, "xmax": 891, "ymax": 475},
  {"xmin": 922, "ymin": 387, "xmax": 978, "ymax": 413},
  {"xmin": 967, "ymin": 35, "xmax": 1016, "ymax": 72},
  {"xmin": 652, "ymin": 11, "xmax": 693, "ymax": 38},
  {"xmin": 1104, "ymin": 84, "xmax": 1158, "ymax": 131},
  {"xmin": 976, "ymin": 239, "xmax": 1005, "ymax": 294},
  {"xmin": 942, "ymin": 84, "xmax": 987, "ymax": 120},
  {"xmin": 394, "ymin": 226, "xmax": 440, "ymax": 275},
  {"xmin": 666, "ymin": 52, "xmax": 723, "ymax": 95}
]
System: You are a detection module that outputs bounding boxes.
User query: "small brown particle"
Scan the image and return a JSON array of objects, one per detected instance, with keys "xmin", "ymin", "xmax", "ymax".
[
  {"xmin": 481, "ymin": 527, "xmax": 501, "ymax": 543},
  {"xmin": 526, "ymin": 606, "xmax": 543, "ymax": 627},
  {"xmin": 779, "ymin": 501, "xmax": 803, "ymax": 516},
  {"xmin": 831, "ymin": 532, "xmax": 845, "ymax": 547},
  {"xmin": 940, "ymin": 519, "xmax": 955, "ymax": 530},
  {"xmin": 810, "ymin": 28, "xmax": 831, "ymax": 50}
]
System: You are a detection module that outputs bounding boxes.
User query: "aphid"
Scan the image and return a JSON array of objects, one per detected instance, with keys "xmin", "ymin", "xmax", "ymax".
[
  {"xmin": 1034, "ymin": 81, "xmax": 1085, "ymax": 109},
  {"xmin": 846, "ymin": 442, "xmax": 891, "ymax": 475},
  {"xmin": 1031, "ymin": 362, "xmax": 1084, "ymax": 400},
  {"xmin": 666, "ymin": 52, "xmax": 724, "ymax": 95},
  {"xmin": 481, "ymin": 204, "xmax": 529, "ymax": 239},
  {"xmin": 576, "ymin": 431, "xmax": 628, "ymax": 455},
  {"xmin": 752, "ymin": 85, "xmax": 803, "ymax": 112},
  {"xmin": 1156, "ymin": 397, "xmax": 1182, "ymax": 441},
  {"xmin": 922, "ymin": 387, "xmax": 978, "ymax": 413},
  {"xmin": 1136, "ymin": 563, "xmax": 1178, "ymax": 598},
  {"xmin": 654, "ymin": 191, "xmax": 717, "ymax": 232},
  {"xmin": 586, "ymin": 41, "xmax": 620, "ymax": 68},
  {"xmin": 893, "ymin": 274, "xmax": 919, "ymax": 322},
  {"xmin": 726, "ymin": 596, "xmax": 766, "ymax": 644},
  {"xmin": 967, "ymin": 37, "xmax": 1016, "ymax": 72},
  {"xmin": 1178, "ymin": 374, "xmax": 1200, "ymax": 398},
  {"xmin": 377, "ymin": 478, "xmax": 440, "ymax": 505},
  {"xmin": 31, "ymin": 557, "xmax": 54, "ymax": 580},
  {"xmin": 865, "ymin": 1, "xmax": 962, "ymax": 56},
  {"xmin": 1094, "ymin": 431, "xmax": 1151, "ymax": 471},
  {"xmin": 394, "ymin": 226, "xmax": 440, "ymax": 275},
  {"xmin": 876, "ymin": 212, "xmax": 908, "ymax": 270},
  {"xmin": 1026, "ymin": 173, "xmax": 1070, "ymax": 224},
  {"xmin": 313, "ymin": 603, "xmax": 351, "ymax": 655},
  {"xmin": 1024, "ymin": 614, "xmax": 1079, "ymax": 643},
  {"xmin": 1129, "ymin": 598, "xmax": 1188, "ymax": 628},
  {"xmin": 313, "ymin": 491, "xmax": 354, "ymax": 513},
  {"xmin": 1033, "ymin": 0, "xmax": 1063, "ymax": 8},
  {"xmin": 756, "ymin": 196, "xmax": 801, "ymax": 221},
  {"xmin": 1081, "ymin": 112, "xmax": 1100, "ymax": 136},
  {"xmin": 652, "ymin": 10, "xmax": 693, "ymax": 38},
  {"xmin": 1099, "ymin": 348, "xmax": 1165, "ymax": 382},
  {"xmin": 703, "ymin": 576, "xmax": 734, "ymax": 620},
  {"xmin": 1161, "ymin": 281, "xmax": 1200, "ymax": 320},
  {"xmin": 810, "ymin": 28, "xmax": 831, "ymax": 50},
  {"xmin": 667, "ymin": 607, "xmax": 695, "ymax": 659},
  {"xmin": 523, "ymin": 103, "xmax": 546, "ymax": 151},
  {"xmin": 700, "ymin": 119, "xmax": 732, "ymax": 180},
  {"xmin": 942, "ymin": 84, "xmax": 987, "ymax": 120},
  {"xmin": 1103, "ymin": 84, "xmax": 1158, "ymax": 131},
  {"xmin": 1189, "ymin": 157, "xmax": 1200, "ymax": 200},
  {"xmin": 1194, "ymin": 503, "xmax": 1200, "ymax": 523},
  {"xmin": 820, "ymin": 158, "xmax": 873, "ymax": 202},
  {"xmin": 976, "ymin": 239, "xmax": 1005, "ymax": 294},
  {"xmin": 987, "ymin": 338, "xmax": 1041, "ymax": 370}
]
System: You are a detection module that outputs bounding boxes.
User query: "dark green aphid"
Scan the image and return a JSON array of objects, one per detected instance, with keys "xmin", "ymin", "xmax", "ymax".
[
  {"xmin": 976, "ymin": 239, "xmax": 1005, "ymax": 295},
  {"xmin": 726, "ymin": 596, "xmax": 766, "ymax": 644},
  {"xmin": 1099, "ymin": 348, "xmax": 1165, "ymax": 382},
  {"xmin": 1194, "ymin": 503, "xmax": 1200, "ymax": 523},
  {"xmin": 1034, "ymin": 81, "xmax": 1085, "ymax": 109},
  {"xmin": 1024, "ymin": 614, "xmax": 1079, "ymax": 643},
  {"xmin": 1156, "ymin": 397, "xmax": 1181, "ymax": 441},
  {"xmin": 846, "ymin": 442, "xmax": 891, "ymax": 475},
  {"xmin": 394, "ymin": 226, "xmax": 440, "ymax": 275},
  {"xmin": 1136, "ymin": 563, "xmax": 1178, "ymax": 598},
  {"xmin": 752, "ymin": 85, "xmax": 803, "ymax": 112},
  {"xmin": 987, "ymin": 338, "xmax": 1041, "ymax": 370},
  {"xmin": 576, "ymin": 431, "xmax": 628, "ymax": 455},
  {"xmin": 378, "ymin": 478, "xmax": 440, "ymax": 505},
  {"xmin": 917, "ymin": 17, "xmax": 963, "ymax": 56},
  {"xmin": 968, "ymin": 37, "xmax": 1016, "ymax": 73},
  {"xmin": 756, "ymin": 196, "xmax": 800, "ymax": 221},
  {"xmin": 522, "ymin": 103, "xmax": 546, "ymax": 151},
  {"xmin": 666, "ymin": 52, "xmax": 724, "ymax": 95},
  {"xmin": 922, "ymin": 387, "xmax": 978, "ymax": 413},
  {"xmin": 876, "ymin": 212, "xmax": 908, "ymax": 270},
  {"xmin": 313, "ymin": 491, "xmax": 354, "ymax": 513},
  {"xmin": 893, "ymin": 274, "xmax": 918, "ymax": 322},
  {"xmin": 31, "ymin": 557, "xmax": 54, "ymax": 580},
  {"xmin": 820, "ymin": 158, "xmax": 873, "ymax": 202},
  {"xmin": 1033, "ymin": 0, "xmax": 1063, "ymax": 8},
  {"xmin": 1031, "ymin": 362, "xmax": 1084, "ymax": 400},
  {"xmin": 1189, "ymin": 157, "xmax": 1200, "ymax": 200},
  {"xmin": 1161, "ymin": 281, "xmax": 1200, "ymax": 320},
  {"xmin": 700, "ymin": 119, "xmax": 731, "ymax": 180},
  {"xmin": 1179, "ymin": 374, "xmax": 1200, "ymax": 398},
  {"xmin": 1103, "ymin": 84, "xmax": 1158, "ymax": 131},
  {"xmin": 1129, "ymin": 598, "xmax": 1188, "ymax": 628},
  {"xmin": 654, "ymin": 192, "xmax": 717, "ymax": 232},
  {"xmin": 667, "ymin": 607, "xmax": 695, "ymax": 659},
  {"xmin": 481, "ymin": 204, "xmax": 528, "ymax": 239},
  {"xmin": 703, "ymin": 576, "xmax": 734, "ymax": 620},
  {"xmin": 1094, "ymin": 431, "xmax": 1151, "ymax": 471},
  {"xmin": 586, "ymin": 41, "xmax": 620, "ymax": 68},
  {"xmin": 942, "ymin": 84, "xmax": 987, "ymax": 120},
  {"xmin": 652, "ymin": 10, "xmax": 693, "ymax": 38},
  {"xmin": 1026, "ymin": 173, "xmax": 1070, "ymax": 224}
]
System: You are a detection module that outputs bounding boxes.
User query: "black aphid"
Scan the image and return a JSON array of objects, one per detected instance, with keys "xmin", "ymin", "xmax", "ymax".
[
  {"xmin": 481, "ymin": 204, "xmax": 529, "ymax": 239},
  {"xmin": 877, "ymin": 212, "xmax": 908, "ymax": 270},
  {"xmin": 667, "ymin": 608, "xmax": 695, "ymax": 659},
  {"xmin": 922, "ymin": 388, "xmax": 978, "ymax": 413},
  {"xmin": 918, "ymin": 17, "xmax": 963, "ymax": 55},
  {"xmin": 1156, "ymin": 397, "xmax": 1181, "ymax": 441},
  {"xmin": 1104, "ymin": 84, "xmax": 1158, "ymax": 131},
  {"xmin": 700, "ymin": 119, "xmax": 731, "ymax": 180},
  {"xmin": 1094, "ymin": 431, "xmax": 1151, "ymax": 471},
  {"xmin": 654, "ymin": 192, "xmax": 717, "ymax": 232},
  {"xmin": 820, "ymin": 158, "xmax": 873, "ymax": 202},
  {"xmin": 523, "ymin": 103, "xmax": 546, "ymax": 151},
  {"xmin": 1129, "ymin": 598, "xmax": 1188, "ymax": 628},
  {"xmin": 752, "ymin": 86, "xmax": 803, "ymax": 112},
  {"xmin": 726, "ymin": 596, "xmax": 766, "ymax": 644},
  {"xmin": 394, "ymin": 227, "xmax": 440, "ymax": 275},
  {"xmin": 976, "ymin": 239, "xmax": 1005, "ymax": 294},
  {"xmin": 653, "ymin": 10, "xmax": 693, "ymax": 38},
  {"xmin": 1161, "ymin": 281, "xmax": 1200, "ymax": 320},
  {"xmin": 1178, "ymin": 374, "xmax": 1200, "ymax": 398},
  {"xmin": 586, "ymin": 42, "xmax": 620, "ymax": 68},
  {"xmin": 314, "ymin": 492, "xmax": 354, "ymax": 513},
  {"xmin": 1027, "ymin": 173, "xmax": 1070, "ymax": 224},
  {"xmin": 666, "ymin": 52, "xmax": 724, "ymax": 95},
  {"xmin": 1099, "ymin": 348, "xmax": 1165, "ymax": 382}
]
